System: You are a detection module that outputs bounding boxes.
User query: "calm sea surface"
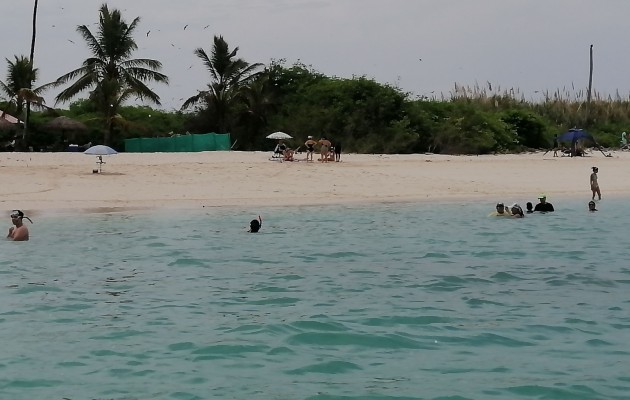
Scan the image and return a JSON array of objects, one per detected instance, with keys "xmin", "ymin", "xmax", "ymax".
[{"xmin": 1, "ymin": 199, "xmax": 629, "ymax": 400}]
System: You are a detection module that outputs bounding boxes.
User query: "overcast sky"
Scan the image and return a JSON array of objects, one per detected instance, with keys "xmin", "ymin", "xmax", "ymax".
[{"xmin": 3, "ymin": 0, "xmax": 630, "ymax": 111}]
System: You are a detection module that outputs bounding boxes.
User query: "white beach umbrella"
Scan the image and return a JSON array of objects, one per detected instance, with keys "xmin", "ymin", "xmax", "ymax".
[
  {"xmin": 266, "ymin": 131, "xmax": 293, "ymax": 140},
  {"xmin": 83, "ymin": 144, "xmax": 118, "ymax": 155},
  {"xmin": 84, "ymin": 145, "xmax": 117, "ymax": 173}
]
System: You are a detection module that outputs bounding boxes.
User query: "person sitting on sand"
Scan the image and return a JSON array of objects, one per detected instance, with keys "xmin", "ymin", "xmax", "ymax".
[
  {"xmin": 489, "ymin": 203, "xmax": 511, "ymax": 217},
  {"xmin": 588, "ymin": 200, "xmax": 598, "ymax": 212},
  {"xmin": 283, "ymin": 148, "xmax": 295, "ymax": 161},
  {"xmin": 534, "ymin": 194, "xmax": 554, "ymax": 212},
  {"xmin": 7, "ymin": 210, "xmax": 32, "ymax": 241}
]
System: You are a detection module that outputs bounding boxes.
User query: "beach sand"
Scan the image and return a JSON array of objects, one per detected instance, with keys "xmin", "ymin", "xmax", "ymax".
[{"xmin": 1, "ymin": 150, "xmax": 627, "ymax": 214}]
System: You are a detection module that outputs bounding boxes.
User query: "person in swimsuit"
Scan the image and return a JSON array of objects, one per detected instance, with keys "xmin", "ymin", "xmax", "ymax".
[
  {"xmin": 7, "ymin": 210, "xmax": 32, "ymax": 241},
  {"xmin": 590, "ymin": 167, "xmax": 601, "ymax": 200},
  {"xmin": 318, "ymin": 137, "xmax": 331, "ymax": 163},
  {"xmin": 304, "ymin": 136, "xmax": 317, "ymax": 162}
]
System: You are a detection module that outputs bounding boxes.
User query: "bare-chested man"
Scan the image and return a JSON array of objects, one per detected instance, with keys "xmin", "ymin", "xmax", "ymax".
[
  {"xmin": 318, "ymin": 137, "xmax": 332, "ymax": 163},
  {"xmin": 7, "ymin": 210, "xmax": 31, "ymax": 241}
]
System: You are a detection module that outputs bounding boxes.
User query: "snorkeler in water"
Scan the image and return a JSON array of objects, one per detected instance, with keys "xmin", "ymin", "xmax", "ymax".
[{"xmin": 249, "ymin": 215, "xmax": 262, "ymax": 233}]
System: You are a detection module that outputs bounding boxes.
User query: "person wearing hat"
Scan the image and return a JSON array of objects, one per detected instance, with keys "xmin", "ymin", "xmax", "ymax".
[
  {"xmin": 590, "ymin": 167, "xmax": 601, "ymax": 200},
  {"xmin": 489, "ymin": 202, "xmax": 511, "ymax": 217},
  {"xmin": 304, "ymin": 136, "xmax": 317, "ymax": 162},
  {"xmin": 7, "ymin": 210, "xmax": 32, "ymax": 241},
  {"xmin": 534, "ymin": 194, "xmax": 554, "ymax": 212}
]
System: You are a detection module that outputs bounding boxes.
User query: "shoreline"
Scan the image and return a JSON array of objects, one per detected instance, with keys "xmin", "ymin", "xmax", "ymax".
[{"xmin": 1, "ymin": 151, "xmax": 627, "ymax": 215}]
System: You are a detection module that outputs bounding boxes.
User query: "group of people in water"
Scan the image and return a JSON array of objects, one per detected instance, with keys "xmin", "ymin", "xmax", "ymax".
[
  {"xmin": 276, "ymin": 136, "xmax": 341, "ymax": 163},
  {"xmin": 491, "ymin": 194, "xmax": 556, "ymax": 218},
  {"xmin": 491, "ymin": 166, "xmax": 602, "ymax": 218}
]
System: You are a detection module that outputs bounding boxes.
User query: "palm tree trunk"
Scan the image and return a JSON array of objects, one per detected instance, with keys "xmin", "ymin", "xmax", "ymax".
[{"xmin": 22, "ymin": 0, "xmax": 39, "ymax": 150}]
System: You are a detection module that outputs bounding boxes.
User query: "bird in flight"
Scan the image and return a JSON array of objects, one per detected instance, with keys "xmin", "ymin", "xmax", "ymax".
[
  {"xmin": 146, "ymin": 30, "xmax": 151, "ymax": 37},
  {"xmin": 67, "ymin": 39, "xmax": 74, "ymax": 44},
  {"xmin": 183, "ymin": 24, "xmax": 188, "ymax": 30},
  {"xmin": 203, "ymin": 25, "xmax": 210, "ymax": 29}
]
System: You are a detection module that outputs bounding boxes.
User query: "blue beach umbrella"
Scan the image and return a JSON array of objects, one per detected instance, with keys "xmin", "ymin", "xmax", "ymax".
[
  {"xmin": 557, "ymin": 128, "xmax": 594, "ymax": 143},
  {"xmin": 557, "ymin": 129, "xmax": 610, "ymax": 157}
]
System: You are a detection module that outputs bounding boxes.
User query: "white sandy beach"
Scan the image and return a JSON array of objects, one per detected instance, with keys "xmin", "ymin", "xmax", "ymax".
[{"xmin": 0, "ymin": 150, "xmax": 627, "ymax": 214}]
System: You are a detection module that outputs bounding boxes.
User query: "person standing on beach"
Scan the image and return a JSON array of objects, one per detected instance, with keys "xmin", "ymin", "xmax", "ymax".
[
  {"xmin": 590, "ymin": 167, "xmax": 601, "ymax": 200},
  {"xmin": 7, "ymin": 210, "xmax": 32, "ymax": 241},
  {"xmin": 552, "ymin": 134, "xmax": 559, "ymax": 157},
  {"xmin": 304, "ymin": 136, "xmax": 317, "ymax": 162},
  {"xmin": 318, "ymin": 137, "xmax": 331, "ymax": 163},
  {"xmin": 334, "ymin": 142, "xmax": 342, "ymax": 162}
]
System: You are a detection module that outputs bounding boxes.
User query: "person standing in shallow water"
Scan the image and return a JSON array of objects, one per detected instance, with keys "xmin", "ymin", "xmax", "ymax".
[
  {"xmin": 7, "ymin": 210, "xmax": 32, "ymax": 241},
  {"xmin": 590, "ymin": 167, "xmax": 601, "ymax": 200},
  {"xmin": 534, "ymin": 195, "xmax": 554, "ymax": 212}
]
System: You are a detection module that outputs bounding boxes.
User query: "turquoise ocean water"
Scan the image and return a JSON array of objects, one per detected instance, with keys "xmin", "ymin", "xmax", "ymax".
[{"xmin": 1, "ymin": 199, "xmax": 629, "ymax": 400}]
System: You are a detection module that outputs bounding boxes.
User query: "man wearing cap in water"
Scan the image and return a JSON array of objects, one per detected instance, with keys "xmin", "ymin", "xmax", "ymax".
[
  {"xmin": 534, "ymin": 194, "xmax": 554, "ymax": 212},
  {"xmin": 7, "ymin": 210, "xmax": 32, "ymax": 241}
]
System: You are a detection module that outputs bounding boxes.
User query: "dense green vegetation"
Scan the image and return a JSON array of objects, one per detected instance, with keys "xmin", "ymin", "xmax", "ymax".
[{"xmin": 2, "ymin": 3, "xmax": 629, "ymax": 153}]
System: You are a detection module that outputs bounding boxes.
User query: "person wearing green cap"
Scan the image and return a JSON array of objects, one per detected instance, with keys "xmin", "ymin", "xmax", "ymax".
[{"xmin": 534, "ymin": 194, "xmax": 554, "ymax": 212}]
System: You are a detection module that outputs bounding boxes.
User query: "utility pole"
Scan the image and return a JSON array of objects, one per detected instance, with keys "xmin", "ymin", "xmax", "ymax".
[{"xmin": 586, "ymin": 44, "xmax": 593, "ymax": 126}]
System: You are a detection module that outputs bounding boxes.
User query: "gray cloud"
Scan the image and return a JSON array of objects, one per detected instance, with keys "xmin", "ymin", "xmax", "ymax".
[{"xmin": 3, "ymin": 0, "xmax": 630, "ymax": 110}]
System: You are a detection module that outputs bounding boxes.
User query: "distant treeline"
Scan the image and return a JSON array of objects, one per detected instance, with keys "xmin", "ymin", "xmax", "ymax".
[
  {"xmin": 4, "ymin": 60, "xmax": 629, "ymax": 154},
  {"xmin": 1, "ymin": 4, "xmax": 628, "ymax": 153}
]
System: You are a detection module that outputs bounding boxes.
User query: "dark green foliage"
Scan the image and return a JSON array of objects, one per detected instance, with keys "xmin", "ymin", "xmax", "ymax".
[{"xmin": 501, "ymin": 110, "xmax": 549, "ymax": 149}]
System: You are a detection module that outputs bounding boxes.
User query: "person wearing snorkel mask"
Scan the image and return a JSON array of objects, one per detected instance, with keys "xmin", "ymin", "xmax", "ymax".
[{"xmin": 7, "ymin": 210, "xmax": 32, "ymax": 241}]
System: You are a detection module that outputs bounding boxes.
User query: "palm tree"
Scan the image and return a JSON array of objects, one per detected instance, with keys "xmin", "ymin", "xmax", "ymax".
[
  {"xmin": 54, "ymin": 4, "xmax": 168, "ymax": 145},
  {"xmin": 238, "ymin": 76, "xmax": 276, "ymax": 149},
  {"xmin": 181, "ymin": 35, "xmax": 263, "ymax": 134},
  {"xmin": 0, "ymin": 56, "xmax": 47, "ymax": 126}
]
